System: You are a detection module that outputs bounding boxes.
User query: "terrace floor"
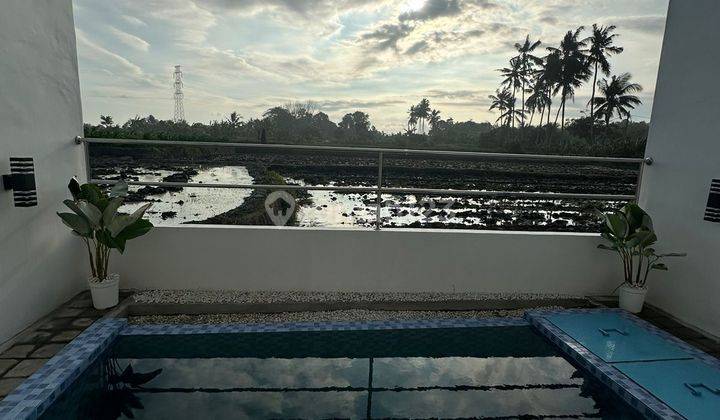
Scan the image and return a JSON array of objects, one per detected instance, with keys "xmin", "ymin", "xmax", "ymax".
[{"xmin": 0, "ymin": 290, "xmax": 718, "ymax": 400}]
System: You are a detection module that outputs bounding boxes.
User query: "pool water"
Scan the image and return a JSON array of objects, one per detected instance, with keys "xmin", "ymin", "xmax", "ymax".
[{"xmin": 41, "ymin": 326, "xmax": 641, "ymax": 419}]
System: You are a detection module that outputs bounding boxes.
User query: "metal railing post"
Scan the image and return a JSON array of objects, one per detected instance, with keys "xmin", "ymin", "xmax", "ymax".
[
  {"xmin": 76, "ymin": 136, "xmax": 91, "ymax": 182},
  {"xmin": 375, "ymin": 152, "xmax": 384, "ymax": 231},
  {"xmin": 634, "ymin": 157, "xmax": 653, "ymax": 203}
]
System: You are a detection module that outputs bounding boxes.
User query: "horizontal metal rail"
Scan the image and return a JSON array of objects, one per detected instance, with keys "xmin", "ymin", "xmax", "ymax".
[
  {"xmin": 76, "ymin": 137, "xmax": 649, "ymax": 164},
  {"xmin": 78, "ymin": 136, "xmax": 649, "ymax": 229},
  {"xmin": 91, "ymin": 179, "xmax": 635, "ymax": 201}
]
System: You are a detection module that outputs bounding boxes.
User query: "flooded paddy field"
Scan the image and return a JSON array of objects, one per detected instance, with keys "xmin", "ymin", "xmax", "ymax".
[{"xmin": 91, "ymin": 149, "xmax": 638, "ymax": 232}]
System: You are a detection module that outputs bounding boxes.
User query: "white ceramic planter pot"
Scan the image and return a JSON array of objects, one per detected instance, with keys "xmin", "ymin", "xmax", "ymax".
[
  {"xmin": 88, "ymin": 273, "xmax": 120, "ymax": 310},
  {"xmin": 618, "ymin": 284, "xmax": 647, "ymax": 313}
]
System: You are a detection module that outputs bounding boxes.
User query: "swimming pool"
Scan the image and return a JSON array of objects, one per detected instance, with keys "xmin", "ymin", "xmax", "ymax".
[{"xmin": 38, "ymin": 325, "xmax": 640, "ymax": 419}]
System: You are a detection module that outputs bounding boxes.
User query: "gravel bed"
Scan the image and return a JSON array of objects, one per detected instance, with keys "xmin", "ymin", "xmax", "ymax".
[
  {"xmin": 133, "ymin": 290, "xmax": 582, "ymax": 305},
  {"xmin": 129, "ymin": 307, "xmax": 561, "ymax": 325}
]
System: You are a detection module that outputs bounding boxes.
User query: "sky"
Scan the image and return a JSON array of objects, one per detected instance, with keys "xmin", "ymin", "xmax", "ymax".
[{"xmin": 72, "ymin": 0, "xmax": 669, "ymax": 132}]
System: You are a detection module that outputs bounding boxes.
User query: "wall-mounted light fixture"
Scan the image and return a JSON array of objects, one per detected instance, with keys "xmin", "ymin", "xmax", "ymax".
[
  {"xmin": 704, "ymin": 179, "xmax": 720, "ymax": 223},
  {"xmin": 2, "ymin": 157, "xmax": 37, "ymax": 207}
]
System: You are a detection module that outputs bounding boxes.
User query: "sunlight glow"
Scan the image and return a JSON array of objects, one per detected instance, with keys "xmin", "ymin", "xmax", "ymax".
[{"xmin": 403, "ymin": 0, "xmax": 426, "ymax": 13}]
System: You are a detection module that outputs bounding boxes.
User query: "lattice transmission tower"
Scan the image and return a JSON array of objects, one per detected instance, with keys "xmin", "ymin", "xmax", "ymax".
[{"xmin": 173, "ymin": 65, "xmax": 185, "ymax": 122}]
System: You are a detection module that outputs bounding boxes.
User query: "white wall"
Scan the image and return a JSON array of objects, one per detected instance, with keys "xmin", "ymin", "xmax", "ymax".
[
  {"xmin": 0, "ymin": 0, "xmax": 85, "ymax": 344},
  {"xmin": 117, "ymin": 226, "xmax": 620, "ymax": 295},
  {"xmin": 640, "ymin": 0, "xmax": 720, "ymax": 337}
]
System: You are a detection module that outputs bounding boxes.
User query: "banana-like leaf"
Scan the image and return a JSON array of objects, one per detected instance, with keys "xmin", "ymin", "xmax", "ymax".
[
  {"xmin": 97, "ymin": 229, "xmax": 125, "ymax": 253},
  {"xmin": 108, "ymin": 204, "xmax": 152, "ymax": 237},
  {"xmin": 79, "ymin": 184, "xmax": 103, "ymax": 206},
  {"xmin": 109, "ymin": 181, "xmax": 129, "ymax": 198},
  {"xmin": 103, "ymin": 198, "xmax": 124, "ymax": 227},
  {"xmin": 116, "ymin": 219, "xmax": 153, "ymax": 242},
  {"xmin": 58, "ymin": 212, "xmax": 92, "ymax": 237},
  {"xmin": 68, "ymin": 178, "xmax": 82, "ymax": 200},
  {"xmin": 76, "ymin": 200, "xmax": 103, "ymax": 228},
  {"xmin": 605, "ymin": 212, "xmax": 628, "ymax": 239}
]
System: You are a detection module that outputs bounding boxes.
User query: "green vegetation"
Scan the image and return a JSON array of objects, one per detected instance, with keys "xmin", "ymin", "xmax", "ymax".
[
  {"xmin": 597, "ymin": 204, "xmax": 685, "ymax": 288},
  {"xmin": 57, "ymin": 179, "xmax": 153, "ymax": 281}
]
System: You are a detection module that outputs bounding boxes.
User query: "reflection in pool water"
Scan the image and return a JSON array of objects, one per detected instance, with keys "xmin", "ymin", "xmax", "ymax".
[{"xmin": 41, "ymin": 327, "xmax": 640, "ymax": 419}]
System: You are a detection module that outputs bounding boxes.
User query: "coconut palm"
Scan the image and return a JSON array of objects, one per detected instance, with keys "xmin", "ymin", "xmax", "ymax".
[
  {"xmin": 414, "ymin": 98, "xmax": 431, "ymax": 134},
  {"xmin": 226, "ymin": 111, "xmax": 242, "ymax": 128},
  {"xmin": 100, "ymin": 115, "xmax": 114, "ymax": 127},
  {"xmin": 547, "ymin": 27, "xmax": 591, "ymax": 130},
  {"xmin": 489, "ymin": 88, "xmax": 521, "ymax": 127},
  {"xmin": 536, "ymin": 51, "xmax": 562, "ymax": 127},
  {"xmin": 585, "ymin": 24, "xmax": 624, "ymax": 138},
  {"xmin": 513, "ymin": 35, "xmax": 543, "ymax": 127},
  {"xmin": 591, "ymin": 72, "xmax": 642, "ymax": 126},
  {"xmin": 498, "ymin": 58, "xmax": 525, "ymax": 127},
  {"xmin": 526, "ymin": 76, "xmax": 551, "ymax": 127},
  {"xmin": 407, "ymin": 105, "xmax": 418, "ymax": 133},
  {"xmin": 428, "ymin": 109, "xmax": 442, "ymax": 132}
]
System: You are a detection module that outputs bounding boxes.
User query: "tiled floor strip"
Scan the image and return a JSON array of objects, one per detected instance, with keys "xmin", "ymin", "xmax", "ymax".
[{"xmin": 0, "ymin": 319, "xmax": 126, "ymax": 420}]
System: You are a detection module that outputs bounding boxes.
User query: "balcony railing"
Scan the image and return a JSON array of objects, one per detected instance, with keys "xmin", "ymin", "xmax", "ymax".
[{"xmin": 75, "ymin": 136, "xmax": 652, "ymax": 231}]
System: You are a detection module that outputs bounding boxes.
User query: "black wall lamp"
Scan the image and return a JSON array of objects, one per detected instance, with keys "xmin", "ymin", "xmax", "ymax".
[
  {"xmin": 2, "ymin": 157, "xmax": 37, "ymax": 207},
  {"xmin": 704, "ymin": 179, "xmax": 720, "ymax": 223}
]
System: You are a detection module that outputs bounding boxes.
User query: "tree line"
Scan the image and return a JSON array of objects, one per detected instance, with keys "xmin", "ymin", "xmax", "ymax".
[{"xmin": 489, "ymin": 25, "xmax": 643, "ymax": 141}]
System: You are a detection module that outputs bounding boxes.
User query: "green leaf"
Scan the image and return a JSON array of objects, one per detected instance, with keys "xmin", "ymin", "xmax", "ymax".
[
  {"xmin": 651, "ymin": 263, "xmax": 668, "ymax": 271},
  {"xmin": 57, "ymin": 212, "xmax": 92, "ymax": 237},
  {"xmin": 76, "ymin": 201, "xmax": 103, "ymax": 228},
  {"xmin": 96, "ymin": 229, "xmax": 124, "ymax": 252},
  {"xmin": 622, "ymin": 203, "xmax": 648, "ymax": 232},
  {"xmin": 597, "ymin": 244, "xmax": 617, "ymax": 251},
  {"xmin": 103, "ymin": 197, "xmax": 124, "ymax": 227},
  {"xmin": 109, "ymin": 181, "xmax": 129, "ymax": 198},
  {"xmin": 68, "ymin": 178, "xmax": 81, "ymax": 200},
  {"xmin": 116, "ymin": 219, "xmax": 153, "ymax": 241},
  {"xmin": 108, "ymin": 204, "xmax": 151, "ymax": 237},
  {"xmin": 78, "ymin": 184, "xmax": 103, "ymax": 205},
  {"xmin": 605, "ymin": 212, "xmax": 629, "ymax": 239}
]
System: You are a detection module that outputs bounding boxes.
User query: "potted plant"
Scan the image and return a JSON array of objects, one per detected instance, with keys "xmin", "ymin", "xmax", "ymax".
[
  {"xmin": 57, "ymin": 178, "xmax": 153, "ymax": 309},
  {"xmin": 597, "ymin": 203, "xmax": 685, "ymax": 313}
]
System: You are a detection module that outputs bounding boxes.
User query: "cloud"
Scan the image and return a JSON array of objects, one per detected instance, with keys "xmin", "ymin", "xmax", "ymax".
[
  {"xmin": 399, "ymin": 0, "xmax": 462, "ymax": 22},
  {"xmin": 360, "ymin": 23, "xmax": 414, "ymax": 52},
  {"xmin": 109, "ymin": 27, "xmax": 150, "ymax": 52},
  {"xmin": 75, "ymin": 29, "xmax": 144, "ymax": 76},
  {"xmin": 121, "ymin": 14, "xmax": 147, "ymax": 27},
  {"xmin": 315, "ymin": 98, "xmax": 406, "ymax": 112},
  {"xmin": 193, "ymin": 0, "xmax": 392, "ymax": 35},
  {"xmin": 610, "ymin": 15, "xmax": 666, "ymax": 35}
]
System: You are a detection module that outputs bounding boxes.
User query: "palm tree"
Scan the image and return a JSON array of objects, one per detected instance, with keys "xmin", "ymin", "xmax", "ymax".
[
  {"xmin": 407, "ymin": 105, "xmax": 418, "ymax": 133},
  {"xmin": 100, "ymin": 115, "xmax": 114, "ymax": 127},
  {"xmin": 585, "ymin": 24, "xmax": 623, "ymax": 139},
  {"xmin": 592, "ymin": 72, "xmax": 642, "ymax": 126},
  {"xmin": 513, "ymin": 35, "xmax": 543, "ymax": 128},
  {"xmin": 547, "ymin": 27, "xmax": 591, "ymax": 130},
  {"xmin": 498, "ymin": 58, "xmax": 524, "ymax": 127},
  {"xmin": 226, "ymin": 111, "xmax": 242, "ymax": 128},
  {"xmin": 488, "ymin": 88, "xmax": 519, "ymax": 127},
  {"xmin": 526, "ymin": 76, "xmax": 551, "ymax": 127},
  {"xmin": 414, "ymin": 98, "xmax": 431, "ymax": 134},
  {"xmin": 537, "ymin": 51, "xmax": 562, "ymax": 127},
  {"xmin": 428, "ymin": 109, "xmax": 441, "ymax": 132}
]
